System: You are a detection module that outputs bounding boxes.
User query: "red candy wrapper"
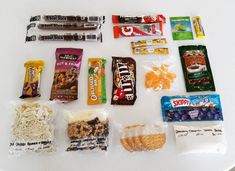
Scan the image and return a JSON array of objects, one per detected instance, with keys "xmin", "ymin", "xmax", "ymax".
[
  {"xmin": 112, "ymin": 15, "xmax": 166, "ymax": 24},
  {"xmin": 113, "ymin": 23, "xmax": 163, "ymax": 38}
]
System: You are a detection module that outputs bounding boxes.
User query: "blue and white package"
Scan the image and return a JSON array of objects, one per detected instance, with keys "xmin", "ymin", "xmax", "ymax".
[{"xmin": 161, "ymin": 94, "xmax": 223, "ymax": 122}]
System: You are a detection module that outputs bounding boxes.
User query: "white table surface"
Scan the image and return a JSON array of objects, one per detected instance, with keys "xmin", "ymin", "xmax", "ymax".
[{"xmin": 1, "ymin": 0, "xmax": 235, "ymax": 171}]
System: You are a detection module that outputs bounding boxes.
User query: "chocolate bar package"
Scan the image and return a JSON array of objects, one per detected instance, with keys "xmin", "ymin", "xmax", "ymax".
[
  {"xmin": 161, "ymin": 94, "xmax": 223, "ymax": 122},
  {"xmin": 112, "ymin": 14, "xmax": 166, "ymax": 24},
  {"xmin": 179, "ymin": 45, "xmax": 215, "ymax": 92},
  {"xmin": 111, "ymin": 57, "xmax": 137, "ymax": 105},
  {"xmin": 50, "ymin": 48, "xmax": 83, "ymax": 102}
]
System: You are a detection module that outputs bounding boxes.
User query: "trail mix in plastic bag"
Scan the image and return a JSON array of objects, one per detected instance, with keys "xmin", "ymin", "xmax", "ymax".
[
  {"xmin": 120, "ymin": 124, "xmax": 166, "ymax": 152},
  {"xmin": 174, "ymin": 124, "xmax": 226, "ymax": 154},
  {"xmin": 50, "ymin": 48, "xmax": 83, "ymax": 102},
  {"xmin": 66, "ymin": 109, "xmax": 109, "ymax": 152},
  {"xmin": 161, "ymin": 94, "xmax": 223, "ymax": 122},
  {"xmin": 9, "ymin": 102, "xmax": 55, "ymax": 156}
]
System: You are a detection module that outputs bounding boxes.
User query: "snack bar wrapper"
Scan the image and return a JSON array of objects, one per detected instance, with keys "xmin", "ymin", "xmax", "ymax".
[
  {"xmin": 88, "ymin": 58, "xmax": 106, "ymax": 105},
  {"xmin": 161, "ymin": 94, "xmax": 223, "ymax": 122},
  {"xmin": 50, "ymin": 48, "xmax": 83, "ymax": 102},
  {"xmin": 20, "ymin": 60, "xmax": 45, "ymax": 99},
  {"xmin": 193, "ymin": 16, "xmax": 205, "ymax": 38},
  {"xmin": 131, "ymin": 38, "xmax": 167, "ymax": 48},
  {"xmin": 132, "ymin": 47, "xmax": 169, "ymax": 55},
  {"xmin": 111, "ymin": 57, "xmax": 137, "ymax": 105},
  {"xmin": 113, "ymin": 23, "xmax": 163, "ymax": 38}
]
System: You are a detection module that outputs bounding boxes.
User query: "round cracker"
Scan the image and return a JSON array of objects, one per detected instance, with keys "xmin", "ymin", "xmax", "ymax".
[
  {"xmin": 140, "ymin": 133, "xmax": 166, "ymax": 151},
  {"xmin": 120, "ymin": 138, "xmax": 133, "ymax": 152}
]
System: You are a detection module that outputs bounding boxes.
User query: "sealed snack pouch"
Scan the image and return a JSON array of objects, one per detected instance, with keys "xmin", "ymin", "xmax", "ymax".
[
  {"xmin": 88, "ymin": 58, "xmax": 106, "ymax": 105},
  {"xmin": 161, "ymin": 94, "xmax": 223, "ymax": 122},
  {"xmin": 132, "ymin": 47, "xmax": 169, "ymax": 55},
  {"xmin": 193, "ymin": 16, "xmax": 205, "ymax": 38},
  {"xmin": 120, "ymin": 124, "xmax": 166, "ymax": 152},
  {"xmin": 9, "ymin": 102, "xmax": 55, "ymax": 156},
  {"xmin": 20, "ymin": 60, "xmax": 45, "ymax": 98},
  {"xmin": 50, "ymin": 48, "xmax": 83, "ymax": 102},
  {"xmin": 179, "ymin": 45, "xmax": 215, "ymax": 92},
  {"xmin": 131, "ymin": 38, "xmax": 167, "ymax": 48},
  {"xmin": 111, "ymin": 57, "xmax": 137, "ymax": 105},
  {"xmin": 66, "ymin": 108, "xmax": 109, "ymax": 152}
]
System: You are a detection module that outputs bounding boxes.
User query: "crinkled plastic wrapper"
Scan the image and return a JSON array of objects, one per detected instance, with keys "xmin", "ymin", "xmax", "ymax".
[
  {"xmin": 9, "ymin": 101, "xmax": 55, "ymax": 156},
  {"xmin": 120, "ymin": 124, "xmax": 166, "ymax": 152},
  {"xmin": 66, "ymin": 108, "xmax": 109, "ymax": 152}
]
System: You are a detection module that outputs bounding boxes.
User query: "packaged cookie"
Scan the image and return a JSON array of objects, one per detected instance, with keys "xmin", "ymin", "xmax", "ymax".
[
  {"xmin": 161, "ymin": 94, "xmax": 223, "ymax": 122},
  {"xmin": 179, "ymin": 45, "xmax": 215, "ymax": 92},
  {"xmin": 120, "ymin": 124, "xmax": 166, "ymax": 152},
  {"xmin": 111, "ymin": 57, "xmax": 137, "ymax": 105},
  {"xmin": 50, "ymin": 48, "xmax": 83, "ymax": 102},
  {"xmin": 20, "ymin": 60, "xmax": 45, "ymax": 99},
  {"xmin": 9, "ymin": 102, "xmax": 55, "ymax": 156},
  {"xmin": 88, "ymin": 58, "xmax": 106, "ymax": 105},
  {"xmin": 66, "ymin": 109, "xmax": 109, "ymax": 152},
  {"xmin": 174, "ymin": 124, "xmax": 226, "ymax": 154}
]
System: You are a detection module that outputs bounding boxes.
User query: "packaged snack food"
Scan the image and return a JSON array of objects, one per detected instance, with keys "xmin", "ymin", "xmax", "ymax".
[
  {"xmin": 113, "ymin": 23, "xmax": 163, "ymax": 38},
  {"xmin": 120, "ymin": 124, "xmax": 166, "ymax": 152},
  {"xmin": 36, "ymin": 23, "xmax": 101, "ymax": 30},
  {"xmin": 170, "ymin": 16, "xmax": 194, "ymax": 40},
  {"xmin": 9, "ymin": 102, "xmax": 55, "ymax": 156},
  {"xmin": 66, "ymin": 108, "xmax": 109, "ymax": 152},
  {"xmin": 88, "ymin": 58, "xmax": 106, "ymax": 105},
  {"xmin": 132, "ymin": 47, "xmax": 169, "ymax": 55},
  {"xmin": 193, "ymin": 16, "xmax": 205, "ymax": 38},
  {"xmin": 145, "ymin": 64, "xmax": 176, "ymax": 91},
  {"xmin": 111, "ymin": 57, "xmax": 137, "ymax": 105},
  {"xmin": 179, "ymin": 45, "xmax": 215, "ymax": 92},
  {"xmin": 161, "ymin": 94, "xmax": 223, "ymax": 122},
  {"xmin": 174, "ymin": 124, "xmax": 226, "ymax": 154},
  {"xmin": 131, "ymin": 38, "xmax": 167, "ymax": 48},
  {"xmin": 112, "ymin": 14, "xmax": 166, "ymax": 24},
  {"xmin": 20, "ymin": 60, "xmax": 45, "ymax": 99},
  {"xmin": 26, "ymin": 33, "xmax": 102, "ymax": 42},
  {"xmin": 50, "ymin": 48, "xmax": 83, "ymax": 102},
  {"xmin": 30, "ymin": 15, "xmax": 105, "ymax": 24}
]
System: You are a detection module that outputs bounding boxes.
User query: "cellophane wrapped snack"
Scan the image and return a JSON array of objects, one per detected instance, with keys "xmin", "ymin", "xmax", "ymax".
[
  {"xmin": 9, "ymin": 102, "xmax": 55, "ymax": 156},
  {"xmin": 50, "ymin": 48, "xmax": 83, "ymax": 102},
  {"xmin": 66, "ymin": 108, "xmax": 109, "ymax": 152},
  {"xmin": 174, "ymin": 124, "xmax": 226, "ymax": 154},
  {"xmin": 120, "ymin": 124, "xmax": 166, "ymax": 152}
]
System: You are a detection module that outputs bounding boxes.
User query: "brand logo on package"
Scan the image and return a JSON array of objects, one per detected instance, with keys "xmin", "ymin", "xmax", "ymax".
[
  {"xmin": 59, "ymin": 54, "xmax": 78, "ymax": 61},
  {"xmin": 171, "ymin": 98, "xmax": 190, "ymax": 108}
]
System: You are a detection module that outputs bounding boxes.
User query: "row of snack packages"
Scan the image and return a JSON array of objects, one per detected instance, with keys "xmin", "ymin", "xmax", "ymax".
[{"xmin": 9, "ymin": 101, "xmax": 225, "ymax": 157}]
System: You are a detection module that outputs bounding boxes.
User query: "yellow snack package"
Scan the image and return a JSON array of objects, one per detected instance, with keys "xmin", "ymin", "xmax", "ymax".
[
  {"xmin": 132, "ymin": 47, "xmax": 169, "ymax": 55},
  {"xmin": 193, "ymin": 16, "xmax": 205, "ymax": 38},
  {"xmin": 131, "ymin": 38, "xmax": 167, "ymax": 48},
  {"xmin": 20, "ymin": 60, "xmax": 45, "ymax": 98},
  {"xmin": 88, "ymin": 58, "xmax": 106, "ymax": 105}
]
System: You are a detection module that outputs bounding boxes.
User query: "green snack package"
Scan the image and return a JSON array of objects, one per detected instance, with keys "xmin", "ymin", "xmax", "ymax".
[
  {"xmin": 170, "ymin": 16, "xmax": 194, "ymax": 40},
  {"xmin": 179, "ymin": 45, "xmax": 216, "ymax": 92}
]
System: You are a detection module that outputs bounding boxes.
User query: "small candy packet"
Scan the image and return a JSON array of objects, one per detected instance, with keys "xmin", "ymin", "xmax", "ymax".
[
  {"xmin": 20, "ymin": 60, "xmax": 45, "ymax": 99},
  {"xmin": 170, "ymin": 16, "xmax": 194, "ymax": 40},
  {"xmin": 88, "ymin": 58, "xmax": 106, "ymax": 105},
  {"xmin": 132, "ymin": 47, "xmax": 169, "ymax": 55},
  {"xmin": 120, "ymin": 124, "xmax": 166, "ymax": 152},
  {"xmin": 9, "ymin": 101, "xmax": 55, "ymax": 156},
  {"xmin": 193, "ymin": 16, "xmax": 205, "ymax": 38},
  {"xmin": 112, "ymin": 14, "xmax": 166, "ymax": 24},
  {"xmin": 179, "ymin": 45, "xmax": 215, "ymax": 92},
  {"xmin": 113, "ymin": 23, "xmax": 163, "ymax": 38},
  {"xmin": 161, "ymin": 94, "xmax": 223, "ymax": 122},
  {"xmin": 111, "ymin": 57, "xmax": 137, "ymax": 105},
  {"xmin": 66, "ymin": 108, "xmax": 109, "ymax": 152},
  {"xmin": 174, "ymin": 124, "xmax": 226, "ymax": 154},
  {"xmin": 131, "ymin": 38, "xmax": 167, "ymax": 48},
  {"xmin": 50, "ymin": 48, "xmax": 83, "ymax": 102}
]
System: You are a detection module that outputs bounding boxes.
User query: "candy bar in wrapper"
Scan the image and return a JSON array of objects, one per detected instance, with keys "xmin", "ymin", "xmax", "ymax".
[
  {"xmin": 193, "ymin": 16, "xmax": 205, "ymax": 38},
  {"xmin": 111, "ymin": 57, "xmax": 137, "ymax": 105},
  {"xmin": 30, "ymin": 15, "xmax": 105, "ymax": 24},
  {"xmin": 132, "ymin": 47, "xmax": 169, "ymax": 55},
  {"xmin": 113, "ymin": 23, "xmax": 163, "ymax": 38},
  {"xmin": 131, "ymin": 38, "xmax": 167, "ymax": 48},
  {"xmin": 50, "ymin": 48, "xmax": 83, "ymax": 102},
  {"xmin": 112, "ymin": 14, "xmax": 166, "ymax": 24},
  {"xmin": 20, "ymin": 60, "xmax": 45, "ymax": 99}
]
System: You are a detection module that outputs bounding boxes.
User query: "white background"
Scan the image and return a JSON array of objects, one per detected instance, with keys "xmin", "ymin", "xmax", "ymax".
[{"xmin": 0, "ymin": 0, "xmax": 235, "ymax": 171}]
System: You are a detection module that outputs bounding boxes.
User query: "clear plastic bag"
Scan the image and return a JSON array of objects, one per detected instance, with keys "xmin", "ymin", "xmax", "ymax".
[
  {"xmin": 9, "ymin": 101, "xmax": 56, "ymax": 156},
  {"xmin": 119, "ymin": 123, "xmax": 167, "ymax": 152},
  {"xmin": 65, "ymin": 108, "xmax": 109, "ymax": 152}
]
